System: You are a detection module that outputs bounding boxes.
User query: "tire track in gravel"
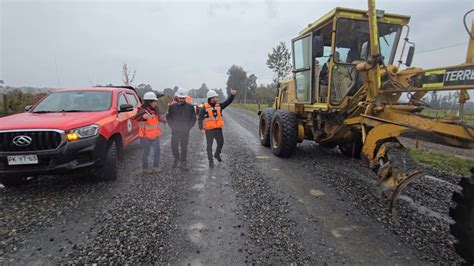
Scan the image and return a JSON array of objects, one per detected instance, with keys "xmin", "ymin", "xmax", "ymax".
[
  {"xmin": 172, "ymin": 128, "xmax": 248, "ymax": 265},
  {"xmin": 226, "ymin": 107, "xmax": 463, "ymax": 264}
]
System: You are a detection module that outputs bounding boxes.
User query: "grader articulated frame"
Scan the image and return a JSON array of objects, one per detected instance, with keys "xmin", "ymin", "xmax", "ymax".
[{"xmin": 258, "ymin": 1, "xmax": 473, "ymax": 263}]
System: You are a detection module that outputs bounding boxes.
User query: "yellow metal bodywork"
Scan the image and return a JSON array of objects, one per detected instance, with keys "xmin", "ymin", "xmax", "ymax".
[
  {"xmin": 273, "ymin": 1, "xmax": 474, "ymax": 189},
  {"xmin": 300, "ymin": 7, "xmax": 410, "ymax": 36}
]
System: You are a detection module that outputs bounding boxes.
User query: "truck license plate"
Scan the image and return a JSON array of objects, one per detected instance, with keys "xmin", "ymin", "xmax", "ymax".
[{"xmin": 7, "ymin": 155, "xmax": 39, "ymax": 165}]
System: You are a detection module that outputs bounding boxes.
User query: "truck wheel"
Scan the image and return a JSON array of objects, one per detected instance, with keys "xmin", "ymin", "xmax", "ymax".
[
  {"xmin": 449, "ymin": 169, "xmax": 474, "ymax": 264},
  {"xmin": 259, "ymin": 108, "xmax": 276, "ymax": 147},
  {"xmin": 270, "ymin": 110, "xmax": 297, "ymax": 157},
  {"xmin": 97, "ymin": 140, "xmax": 118, "ymax": 181},
  {"xmin": 0, "ymin": 175, "xmax": 28, "ymax": 187}
]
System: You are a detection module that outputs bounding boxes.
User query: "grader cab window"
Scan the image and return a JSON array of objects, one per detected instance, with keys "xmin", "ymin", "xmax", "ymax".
[
  {"xmin": 330, "ymin": 18, "xmax": 401, "ymax": 104},
  {"xmin": 292, "ymin": 35, "xmax": 312, "ymax": 102}
]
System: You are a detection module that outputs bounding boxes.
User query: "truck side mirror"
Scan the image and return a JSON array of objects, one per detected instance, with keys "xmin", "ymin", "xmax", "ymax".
[
  {"xmin": 406, "ymin": 45, "xmax": 415, "ymax": 67},
  {"xmin": 312, "ymin": 35, "xmax": 324, "ymax": 58},
  {"xmin": 24, "ymin": 105, "xmax": 32, "ymax": 112},
  {"xmin": 119, "ymin": 104, "xmax": 134, "ymax": 112}
]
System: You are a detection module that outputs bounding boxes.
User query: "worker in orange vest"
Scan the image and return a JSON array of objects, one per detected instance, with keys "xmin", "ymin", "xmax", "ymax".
[
  {"xmin": 135, "ymin": 92, "xmax": 166, "ymax": 174},
  {"xmin": 198, "ymin": 89, "xmax": 237, "ymax": 168}
]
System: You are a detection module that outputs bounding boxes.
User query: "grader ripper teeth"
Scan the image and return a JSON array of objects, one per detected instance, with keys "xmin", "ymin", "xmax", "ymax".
[{"xmin": 259, "ymin": 0, "xmax": 474, "ymax": 262}]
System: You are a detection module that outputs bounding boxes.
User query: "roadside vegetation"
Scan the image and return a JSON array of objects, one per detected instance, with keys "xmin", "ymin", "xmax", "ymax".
[{"xmin": 408, "ymin": 148, "xmax": 473, "ymax": 176}]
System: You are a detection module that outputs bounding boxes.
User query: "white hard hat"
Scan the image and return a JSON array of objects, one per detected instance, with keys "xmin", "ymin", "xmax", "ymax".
[
  {"xmin": 143, "ymin": 91, "xmax": 158, "ymax": 101},
  {"xmin": 175, "ymin": 87, "xmax": 188, "ymax": 98},
  {"xmin": 206, "ymin": 90, "xmax": 218, "ymax": 99}
]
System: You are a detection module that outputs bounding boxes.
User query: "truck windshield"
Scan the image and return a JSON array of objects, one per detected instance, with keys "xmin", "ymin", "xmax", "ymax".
[
  {"xmin": 32, "ymin": 91, "xmax": 112, "ymax": 113},
  {"xmin": 335, "ymin": 18, "xmax": 401, "ymax": 65}
]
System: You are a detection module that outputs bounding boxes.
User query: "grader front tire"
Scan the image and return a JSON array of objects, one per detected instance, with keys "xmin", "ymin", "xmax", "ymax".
[
  {"xmin": 259, "ymin": 108, "xmax": 276, "ymax": 147},
  {"xmin": 270, "ymin": 110, "xmax": 298, "ymax": 157},
  {"xmin": 449, "ymin": 170, "xmax": 474, "ymax": 264}
]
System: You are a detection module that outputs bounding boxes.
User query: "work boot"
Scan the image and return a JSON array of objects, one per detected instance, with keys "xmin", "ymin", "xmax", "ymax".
[
  {"xmin": 181, "ymin": 161, "xmax": 189, "ymax": 171},
  {"xmin": 172, "ymin": 159, "xmax": 179, "ymax": 168},
  {"xmin": 214, "ymin": 153, "xmax": 223, "ymax": 162},
  {"xmin": 209, "ymin": 159, "xmax": 214, "ymax": 168},
  {"xmin": 143, "ymin": 168, "xmax": 153, "ymax": 174}
]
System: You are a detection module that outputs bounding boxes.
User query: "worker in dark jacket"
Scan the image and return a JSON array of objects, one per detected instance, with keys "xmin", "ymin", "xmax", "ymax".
[
  {"xmin": 166, "ymin": 88, "xmax": 197, "ymax": 170},
  {"xmin": 198, "ymin": 89, "xmax": 236, "ymax": 168}
]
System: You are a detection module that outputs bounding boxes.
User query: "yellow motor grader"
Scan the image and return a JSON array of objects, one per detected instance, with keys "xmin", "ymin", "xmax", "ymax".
[{"xmin": 258, "ymin": 1, "xmax": 473, "ymax": 262}]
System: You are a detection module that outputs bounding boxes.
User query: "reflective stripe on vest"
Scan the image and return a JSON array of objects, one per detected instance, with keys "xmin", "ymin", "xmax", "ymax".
[
  {"xmin": 203, "ymin": 103, "xmax": 224, "ymax": 130},
  {"xmin": 138, "ymin": 113, "xmax": 160, "ymax": 139}
]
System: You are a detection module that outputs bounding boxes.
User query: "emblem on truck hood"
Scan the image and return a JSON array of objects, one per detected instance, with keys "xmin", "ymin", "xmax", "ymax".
[{"xmin": 13, "ymin": 135, "xmax": 32, "ymax": 146}]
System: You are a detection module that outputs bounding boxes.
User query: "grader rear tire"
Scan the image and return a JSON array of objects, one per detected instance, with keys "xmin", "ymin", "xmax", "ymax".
[
  {"xmin": 259, "ymin": 108, "xmax": 276, "ymax": 147},
  {"xmin": 449, "ymin": 169, "xmax": 474, "ymax": 264},
  {"xmin": 270, "ymin": 110, "xmax": 297, "ymax": 157}
]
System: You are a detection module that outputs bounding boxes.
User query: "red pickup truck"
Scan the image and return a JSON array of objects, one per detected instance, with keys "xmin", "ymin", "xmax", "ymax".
[{"xmin": 0, "ymin": 86, "xmax": 142, "ymax": 186}]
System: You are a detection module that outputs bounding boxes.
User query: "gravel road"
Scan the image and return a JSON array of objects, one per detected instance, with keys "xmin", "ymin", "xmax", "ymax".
[{"xmin": 0, "ymin": 107, "xmax": 467, "ymax": 264}]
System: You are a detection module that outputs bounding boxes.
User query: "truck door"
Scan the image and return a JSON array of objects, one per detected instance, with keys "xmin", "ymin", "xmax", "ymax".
[
  {"xmin": 117, "ymin": 92, "xmax": 135, "ymax": 146},
  {"xmin": 126, "ymin": 92, "xmax": 140, "ymax": 141}
]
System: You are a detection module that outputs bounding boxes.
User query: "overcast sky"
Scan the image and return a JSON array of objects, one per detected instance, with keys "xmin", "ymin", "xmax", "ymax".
[{"xmin": 1, "ymin": 0, "xmax": 473, "ymax": 91}]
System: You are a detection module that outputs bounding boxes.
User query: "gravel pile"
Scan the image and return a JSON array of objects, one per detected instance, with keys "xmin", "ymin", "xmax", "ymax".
[
  {"xmin": 292, "ymin": 143, "xmax": 463, "ymax": 264},
  {"xmin": 226, "ymin": 136, "xmax": 311, "ymax": 264}
]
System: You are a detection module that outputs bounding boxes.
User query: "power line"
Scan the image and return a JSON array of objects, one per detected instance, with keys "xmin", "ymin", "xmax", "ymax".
[{"xmin": 415, "ymin": 42, "xmax": 468, "ymax": 55}]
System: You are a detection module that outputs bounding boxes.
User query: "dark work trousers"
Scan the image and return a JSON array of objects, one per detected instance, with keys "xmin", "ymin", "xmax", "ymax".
[
  {"xmin": 205, "ymin": 128, "xmax": 224, "ymax": 162},
  {"xmin": 141, "ymin": 138, "xmax": 161, "ymax": 169},
  {"xmin": 171, "ymin": 130, "xmax": 190, "ymax": 162}
]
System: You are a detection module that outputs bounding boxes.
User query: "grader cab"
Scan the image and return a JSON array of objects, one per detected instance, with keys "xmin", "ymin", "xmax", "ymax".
[{"xmin": 259, "ymin": 2, "xmax": 474, "ymax": 263}]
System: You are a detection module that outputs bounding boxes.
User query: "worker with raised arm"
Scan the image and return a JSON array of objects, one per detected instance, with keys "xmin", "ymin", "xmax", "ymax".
[{"xmin": 198, "ymin": 89, "xmax": 237, "ymax": 168}]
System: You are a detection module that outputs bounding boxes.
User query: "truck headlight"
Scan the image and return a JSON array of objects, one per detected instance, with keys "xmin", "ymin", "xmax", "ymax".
[{"xmin": 66, "ymin": 125, "xmax": 100, "ymax": 141}]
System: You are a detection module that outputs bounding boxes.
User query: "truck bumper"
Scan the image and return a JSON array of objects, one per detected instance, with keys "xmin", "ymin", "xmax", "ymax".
[{"xmin": 0, "ymin": 135, "xmax": 108, "ymax": 177}]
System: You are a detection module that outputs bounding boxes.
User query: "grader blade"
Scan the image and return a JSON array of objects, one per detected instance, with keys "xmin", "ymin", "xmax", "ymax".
[{"xmin": 387, "ymin": 170, "xmax": 422, "ymax": 211}]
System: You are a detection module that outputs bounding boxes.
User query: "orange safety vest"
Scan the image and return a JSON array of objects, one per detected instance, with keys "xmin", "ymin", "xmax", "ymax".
[
  {"xmin": 203, "ymin": 103, "xmax": 224, "ymax": 130},
  {"xmin": 138, "ymin": 110, "xmax": 161, "ymax": 139}
]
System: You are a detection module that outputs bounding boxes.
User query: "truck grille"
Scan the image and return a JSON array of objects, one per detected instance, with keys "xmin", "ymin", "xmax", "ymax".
[{"xmin": 0, "ymin": 131, "xmax": 63, "ymax": 152}]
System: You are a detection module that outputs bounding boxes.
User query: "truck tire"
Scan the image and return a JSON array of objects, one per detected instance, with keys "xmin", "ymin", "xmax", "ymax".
[
  {"xmin": 270, "ymin": 110, "xmax": 298, "ymax": 157},
  {"xmin": 449, "ymin": 169, "xmax": 474, "ymax": 264},
  {"xmin": 0, "ymin": 175, "xmax": 27, "ymax": 187},
  {"xmin": 97, "ymin": 140, "xmax": 118, "ymax": 181},
  {"xmin": 259, "ymin": 108, "xmax": 276, "ymax": 147}
]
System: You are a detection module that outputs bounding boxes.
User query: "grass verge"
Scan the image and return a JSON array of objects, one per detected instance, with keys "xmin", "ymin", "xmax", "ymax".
[
  {"xmin": 233, "ymin": 103, "xmax": 264, "ymax": 113},
  {"xmin": 408, "ymin": 148, "xmax": 473, "ymax": 176}
]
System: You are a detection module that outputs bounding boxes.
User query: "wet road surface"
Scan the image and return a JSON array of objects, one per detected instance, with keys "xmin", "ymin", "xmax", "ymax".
[{"xmin": 0, "ymin": 107, "xmax": 465, "ymax": 264}]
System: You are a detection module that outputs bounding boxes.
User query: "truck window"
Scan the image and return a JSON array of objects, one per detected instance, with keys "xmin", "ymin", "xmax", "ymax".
[
  {"xmin": 32, "ymin": 91, "xmax": 112, "ymax": 112},
  {"xmin": 118, "ymin": 93, "xmax": 128, "ymax": 107},
  {"xmin": 126, "ymin": 92, "xmax": 139, "ymax": 107}
]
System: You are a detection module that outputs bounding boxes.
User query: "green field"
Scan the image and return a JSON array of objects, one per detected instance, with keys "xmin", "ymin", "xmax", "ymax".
[
  {"xmin": 421, "ymin": 109, "xmax": 474, "ymax": 124},
  {"xmin": 408, "ymin": 149, "xmax": 473, "ymax": 176},
  {"xmin": 234, "ymin": 103, "xmax": 266, "ymax": 113}
]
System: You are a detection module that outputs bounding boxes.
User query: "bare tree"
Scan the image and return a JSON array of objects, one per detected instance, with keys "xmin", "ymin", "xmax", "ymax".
[{"xmin": 122, "ymin": 63, "xmax": 136, "ymax": 86}]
